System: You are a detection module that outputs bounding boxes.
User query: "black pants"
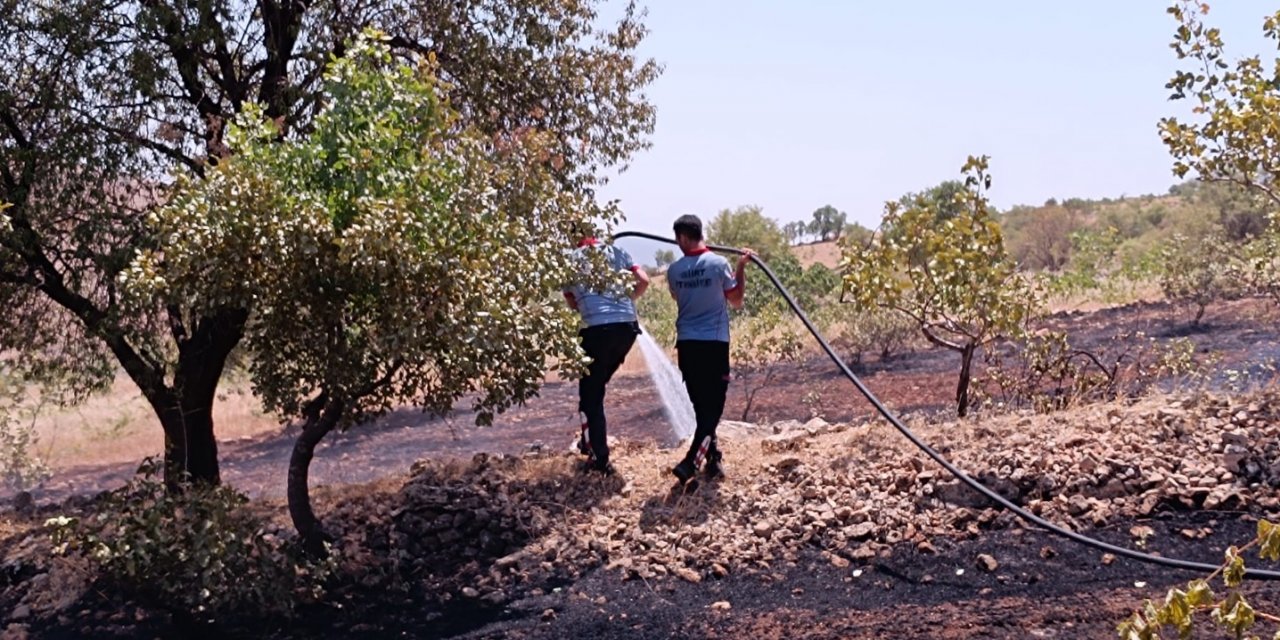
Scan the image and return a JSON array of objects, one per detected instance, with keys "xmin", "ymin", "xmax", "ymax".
[
  {"xmin": 676, "ymin": 340, "xmax": 730, "ymax": 465},
  {"xmin": 578, "ymin": 322, "xmax": 639, "ymax": 465}
]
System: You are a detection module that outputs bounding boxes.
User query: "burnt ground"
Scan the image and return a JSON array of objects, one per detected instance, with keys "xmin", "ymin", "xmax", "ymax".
[
  {"xmin": 20, "ymin": 509, "xmax": 1280, "ymax": 639},
  {"xmin": 6, "ymin": 298, "xmax": 1280, "ymax": 639},
  {"xmin": 447, "ymin": 511, "xmax": 1280, "ymax": 640}
]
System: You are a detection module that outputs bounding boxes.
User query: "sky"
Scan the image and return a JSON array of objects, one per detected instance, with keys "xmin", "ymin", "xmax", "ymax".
[{"xmin": 598, "ymin": 1, "xmax": 1272, "ymax": 260}]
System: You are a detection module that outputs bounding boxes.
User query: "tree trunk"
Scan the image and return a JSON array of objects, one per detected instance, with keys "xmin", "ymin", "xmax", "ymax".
[
  {"xmin": 288, "ymin": 397, "xmax": 343, "ymax": 556},
  {"xmin": 956, "ymin": 343, "xmax": 976, "ymax": 417},
  {"xmin": 144, "ymin": 308, "xmax": 246, "ymax": 488},
  {"xmin": 152, "ymin": 394, "xmax": 221, "ymax": 488}
]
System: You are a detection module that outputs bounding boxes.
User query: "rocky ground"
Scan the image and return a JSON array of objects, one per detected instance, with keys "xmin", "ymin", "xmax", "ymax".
[{"xmin": 6, "ymin": 388, "xmax": 1280, "ymax": 638}]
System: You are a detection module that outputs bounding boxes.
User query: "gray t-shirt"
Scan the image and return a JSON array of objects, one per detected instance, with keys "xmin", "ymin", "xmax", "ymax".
[
  {"xmin": 667, "ymin": 250, "xmax": 737, "ymax": 342},
  {"xmin": 566, "ymin": 242, "xmax": 638, "ymax": 327}
]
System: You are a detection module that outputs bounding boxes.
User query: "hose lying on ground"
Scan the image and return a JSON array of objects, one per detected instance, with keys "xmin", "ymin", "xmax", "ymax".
[{"xmin": 614, "ymin": 229, "xmax": 1280, "ymax": 580}]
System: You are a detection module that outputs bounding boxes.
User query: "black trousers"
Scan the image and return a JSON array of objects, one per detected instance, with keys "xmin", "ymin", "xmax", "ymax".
[
  {"xmin": 676, "ymin": 340, "xmax": 730, "ymax": 465},
  {"xmin": 578, "ymin": 322, "xmax": 639, "ymax": 465}
]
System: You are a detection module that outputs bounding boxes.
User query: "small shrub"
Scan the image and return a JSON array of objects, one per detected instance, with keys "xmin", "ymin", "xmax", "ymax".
[
  {"xmin": 802, "ymin": 390, "xmax": 825, "ymax": 420},
  {"xmin": 1158, "ymin": 231, "xmax": 1247, "ymax": 325},
  {"xmin": 636, "ymin": 279, "xmax": 678, "ymax": 348},
  {"xmin": 824, "ymin": 308, "xmax": 918, "ymax": 366},
  {"xmin": 857, "ymin": 308, "xmax": 918, "ymax": 362},
  {"xmin": 731, "ymin": 308, "xmax": 804, "ymax": 422},
  {"xmin": 0, "ymin": 371, "xmax": 50, "ymax": 492},
  {"xmin": 0, "ymin": 412, "xmax": 50, "ymax": 492},
  {"xmin": 978, "ymin": 331, "xmax": 1215, "ymax": 413},
  {"xmin": 47, "ymin": 458, "xmax": 333, "ymax": 624}
]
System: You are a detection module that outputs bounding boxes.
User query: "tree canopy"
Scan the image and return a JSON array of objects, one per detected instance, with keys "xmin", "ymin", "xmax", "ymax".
[
  {"xmin": 124, "ymin": 32, "xmax": 604, "ymax": 546},
  {"xmin": 0, "ymin": 0, "xmax": 660, "ymax": 485},
  {"xmin": 705, "ymin": 205, "xmax": 789, "ymax": 260},
  {"xmin": 841, "ymin": 157, "xmax": 1037, "ymax": 416},
  {"xmin": 808, "ymin": 205, "xmax": 847, "ymax": 242}
]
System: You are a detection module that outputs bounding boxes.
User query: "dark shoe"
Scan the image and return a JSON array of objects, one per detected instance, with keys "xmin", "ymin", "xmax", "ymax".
[
  {"xmin": 581, "ymin": 460, "xmax": 616, "ymax": 476},
  {"xmin": 671, "ymin": 460, "xmax": 697, "ymax": 484},
  {"xmin": 703, "ymin": 457, "xmax": 724, "ymax": 480}
]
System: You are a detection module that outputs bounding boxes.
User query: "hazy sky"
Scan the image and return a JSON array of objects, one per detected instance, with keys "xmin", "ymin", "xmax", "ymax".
[{"xmin": 599, "ymin": 1, "xmax": 1270, "ymax": 258}]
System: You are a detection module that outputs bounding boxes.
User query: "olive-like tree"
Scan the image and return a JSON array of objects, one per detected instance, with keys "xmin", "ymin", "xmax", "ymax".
[
  {"xmin": 0, "ymin": 0, "xmax": 659, "ymax": 485},
  {"xmin": 840, "ymin": 157, "xmax": 1037, "ymax": 416},
  {"xmin": 125, "ymin": 34, "xmax": 607, "ymax": 549}
]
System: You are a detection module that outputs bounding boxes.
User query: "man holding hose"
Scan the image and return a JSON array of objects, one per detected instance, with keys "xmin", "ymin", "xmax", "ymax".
[{"xmin": 666, "ymin": 214, "xmax": 753, "ymax": 483}]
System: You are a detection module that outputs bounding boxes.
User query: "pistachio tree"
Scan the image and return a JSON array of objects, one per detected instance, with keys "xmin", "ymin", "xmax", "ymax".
[
  {"xmin": 0, "ymin": 0, "xmax": 658, "ymax": 486},
  {"xmin": 840, "ymin": 157, "xmax": 1037, "ymax": 416},
  {"xmin": 1158, "ymin": 230, "xmax": 1246, "ymax": 325},
  {"xmin": 124, "ymin": 34, "xmax": 606, "ymax": 548},
  {"xmin": 1161, "ymin": 2, "xmax": 1280, "ymax": 307}
]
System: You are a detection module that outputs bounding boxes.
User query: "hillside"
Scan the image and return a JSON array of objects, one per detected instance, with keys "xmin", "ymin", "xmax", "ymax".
[{"xmin": 790, "ymin": 240, "xmax": 842, "ymax": 269}]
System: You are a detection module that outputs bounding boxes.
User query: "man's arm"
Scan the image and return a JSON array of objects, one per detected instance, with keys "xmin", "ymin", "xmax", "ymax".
[
  {"xmin": 563, "ymin": 291, "xmax": 579, "ymax": 311},
  {"xmin": 725, "ymin": 249, "xmax": 754, "ymax": 309},
  {"xmin": 629, "ymin": 265, "xmax": 651, "ymax": 300}
]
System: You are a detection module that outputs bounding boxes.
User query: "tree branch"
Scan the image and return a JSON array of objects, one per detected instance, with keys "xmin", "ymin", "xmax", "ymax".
[
  {"xmin": 138, "ymin": 0, "xmax": 227, "ymax": 149},
  {"xmin": 0, "ymin": 109, "xmax": 31, "ymax": 150},
  {"xmin": 3, "ymin": 202, "xmax": 169, "ymax": 396},
  {"xmin": 69, "ymin": 109, "xmax": 204, "ymax": 174},
  {"xmin": 919, "ymin": 323, "xmax": 964, "ymax": 352}
]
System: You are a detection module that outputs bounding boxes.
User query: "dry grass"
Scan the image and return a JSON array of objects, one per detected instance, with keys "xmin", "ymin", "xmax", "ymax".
[
  {"xmin": 1043, "ymin": 281, "xmax": 1165, "ymax": 314},
  {"xmin": 791, "ymin": 241, "xmax": 842, "ymax": 269},
  {"xmin": 29, "ymin": 374, "xmax": 280, "ymax": 471}
]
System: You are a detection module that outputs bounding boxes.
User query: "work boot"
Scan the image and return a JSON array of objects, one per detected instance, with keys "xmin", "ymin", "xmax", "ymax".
[
  {"xmin": 580, "ymin": 460, "xmax": 616, "ymax": 476},
  {"xmin": 671, "ymin": 459, "xmax": 697, "ymax": 484},
  {"xmin": 703, "ymin": 452, "xmax": 724, "ymax": 480}
]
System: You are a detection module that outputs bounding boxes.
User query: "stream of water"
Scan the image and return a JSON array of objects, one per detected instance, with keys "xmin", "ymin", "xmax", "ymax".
[{"xmin": 635, "ymin": 327, "xmax": 696, "ymax": 442}]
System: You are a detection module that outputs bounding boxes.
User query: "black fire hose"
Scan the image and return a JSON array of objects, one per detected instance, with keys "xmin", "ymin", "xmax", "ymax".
[{"xmin": 613, "ymin": 229, "xmax": 1280, "ymax": 580}]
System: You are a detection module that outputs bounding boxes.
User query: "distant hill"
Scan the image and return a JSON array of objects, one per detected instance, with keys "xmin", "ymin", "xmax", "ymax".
[
  {"xmin": 790, "ymin": 240, "xmax": 842, "ymax": 269},
  {"xmin": 1000, "ymin": 182, "xmax": 1257, "ymax": 272}
]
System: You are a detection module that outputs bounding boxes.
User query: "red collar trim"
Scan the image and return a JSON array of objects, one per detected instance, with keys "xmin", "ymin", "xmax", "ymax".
[
  {"xmin": 577, "ymin": 237, "xmax": 598, "ymax": 248},
  {"xmin": 683, "ymin": 246, "xmax": 711, "ymax": 256}
]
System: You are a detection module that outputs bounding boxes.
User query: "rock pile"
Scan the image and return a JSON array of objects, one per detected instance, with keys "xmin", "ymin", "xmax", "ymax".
[{"xmin": 316, "ymin": 391, "xmax": 1280, "ymax": 609}]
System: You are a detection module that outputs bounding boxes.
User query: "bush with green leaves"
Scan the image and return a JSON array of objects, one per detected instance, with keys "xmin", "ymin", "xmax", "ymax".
[
  {"xmin": 1120, "ymin": 520, "xmax": 1280, "ymax": 640},
  {"xmin": 730, "ymin": 308, "xmax": 804, "ymax": 422},
  {"xmin": 122, "ymin": 32, "xmax": 611, "ymax": 548},
  {"xmin": 1242, "ymin": 223, "xmax": 1280, "ymax": 308},
  {"xmin": 841, "ymin": 156, "xmax": 1037, "ymax": 416},
  {"xmin": 820, "ymin": 306, "xmax": 919, "ymax": 367},
  {"xmin": 636, "ymin": 274, "xmax": 678, "ymax": 348},
  {"xmin": 0, "ymin": 411, "xmax": 48, "ymax": 493},
  {"xmin": 47, "ymin": 458, "xmax": 333, "ymax": 624},
  {"xmin": 0, "ymin": 366, "xmax": 51, "ymax": 492},
  {"xmin": 1158, "ymin": 230, "xmax": 1247, "ymax": 325}
]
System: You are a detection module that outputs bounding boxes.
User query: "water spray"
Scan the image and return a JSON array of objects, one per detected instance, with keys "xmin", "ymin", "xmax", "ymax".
[
  {"xmin": 614, "ymin": 229, "xmax": 1280, "ymax": 580},
  {"xmin": 635, "ymin": 324, "xmax": 697, "ymax": 442}
]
